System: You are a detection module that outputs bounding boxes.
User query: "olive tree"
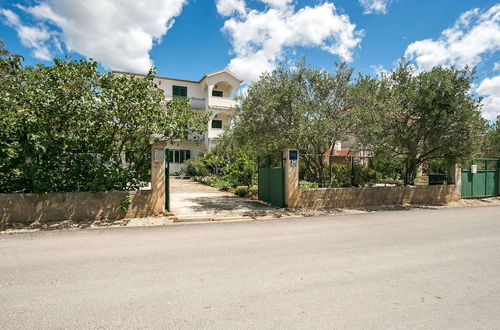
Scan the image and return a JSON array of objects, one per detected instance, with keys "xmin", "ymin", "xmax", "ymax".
[
  {"xmin": 232, "ymin": 60, "xmax": 356, "ymax": 185},
  {"xmin": 353, "ymin": 61, "xmax": 486, "ymax": 184}
]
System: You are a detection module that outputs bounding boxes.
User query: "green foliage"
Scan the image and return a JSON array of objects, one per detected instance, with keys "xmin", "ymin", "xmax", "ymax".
[
  {"xmin": 170, "ymin": 169, "xmax": 186, "ymax": 176},
  {"xmin": 482, "ymin": 116, "xmax": 500, "ymax": 157},
  {"xmin": 231, "ymin": 60, "xmax": 355, "ymax": 183},
  {"xmin": 186, "ymin": 146, "xmax": 257, "ymax": 188},
  {"xmin": 234, "ymin": 186, "xmax": 249, "ymax": 197},
  {"xmin": 371, "ymin": 152, "xmax": 406, "ymax": 181},
  {"xmin": 119, "ymin": 193, "xmax": 132, "ymax": 213},
  {"xmin": 185, "ymin": 158, "xmax": 210, "ymax": 177},
  {"xmin": 0, "ymin": 41, "xmax": 206, "ymax": 193},
  {"xmin": 249, "ymin": 185, "xmax": 258, "ymax": 196},
  {"xmin": 353, "ymin": 60, "xmax": 486, "ymax": 184},
  {"xmin": 221, "ymin": 149, "xmax": 256, "ymax": 187},
  {"xmin": 299, "ymin": 181, "xmax": 319, "ymax": 189},
  {"xmin": 212, "ymin": 180, "xmax": 231, "ymax": 191}
]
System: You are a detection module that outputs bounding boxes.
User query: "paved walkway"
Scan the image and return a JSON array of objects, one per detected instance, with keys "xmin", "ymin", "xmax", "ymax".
[{"xmin": 169, "ymin": 177, "xmax": 276, "ymax": 221}]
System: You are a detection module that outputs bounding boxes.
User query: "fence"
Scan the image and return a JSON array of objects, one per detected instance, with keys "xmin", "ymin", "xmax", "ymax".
[{"xmin": 298, "ymin": 154, "xmax": 449, "ymax": 188}]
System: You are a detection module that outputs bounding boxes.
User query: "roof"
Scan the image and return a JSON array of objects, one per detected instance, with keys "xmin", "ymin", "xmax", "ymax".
[
  {"xmin": 200, "ymin": 69, "xmax": 243, "ymax": 83},
  {"xmin": 112, "ymin": 69, "xmax": 243, "ymax": 84}
]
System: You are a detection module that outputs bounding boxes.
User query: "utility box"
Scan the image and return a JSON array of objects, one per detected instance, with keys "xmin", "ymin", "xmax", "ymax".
[{"xmin": 470, "ymin": 164, "xmax": 478, "ymax": 174}]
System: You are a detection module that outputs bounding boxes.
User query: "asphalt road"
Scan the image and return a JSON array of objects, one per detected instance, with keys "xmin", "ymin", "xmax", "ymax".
[{"xmin": 1, "ymin": 206, "xmax": 499, "ymax": 329}]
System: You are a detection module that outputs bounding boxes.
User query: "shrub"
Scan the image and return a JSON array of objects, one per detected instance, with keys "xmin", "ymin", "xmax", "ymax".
[
  {"xmin": 119, "ymin": 193, "xmax": 132, "ymax": 213},
  {"xmin": 234, "ymin": 186, "xmax": 249, "ymax": 197},
  {"xmin": 185, "ymin": 158, "xmax": 209, "ymax": 177},
  {"xmin": 249, "ymin": 185, "xmax": 258, "ymax": 196},
  {"xmin": 212, "ymin": 180, "xmax": 231, "ymax": 191}
]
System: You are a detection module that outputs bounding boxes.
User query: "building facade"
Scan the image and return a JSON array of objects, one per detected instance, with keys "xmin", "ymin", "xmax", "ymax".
[{"xmin": 115, "ymin": 69, "xmax": 242, "ymax": 172}]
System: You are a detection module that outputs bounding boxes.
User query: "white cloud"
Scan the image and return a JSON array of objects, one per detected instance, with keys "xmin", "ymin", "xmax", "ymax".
[
  {"xmin": 370, "ymin": 64, "xmax": 388, "ymax": 76},
  {"xmin": 219, "ymin": 1, "xmax": 363, "ymax": 82},
  {"xmin": 359, "ymin": 0, "xmax": 390, "ymax": 15},
  {"xmin": 2, "ymin": 0, "xmax": 187, "ymax": 72},
  {"xmin": 476, "ymin": 75, "xmax": 500, "ymax": 121},
  {"xmin": 259, "ymin": 0, "xmax": 293, "ymax": 9},
  {"xmin": 1, "ymin": 8, "xmax": 53, "ymax": 60},
  {"xmin": 216, "ymin": 0, "xmax": 246, "ymax": 16},
  {"xmin": 494, "ymin": 62, "xmax": 500, "ymax": 71},
  {"xmin": 405, "ymin": 4, "xmax": 500, "ymax": 71}
]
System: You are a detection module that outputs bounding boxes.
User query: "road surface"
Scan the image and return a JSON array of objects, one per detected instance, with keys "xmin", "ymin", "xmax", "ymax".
[{"xmin": 1, "ymin": 206, "xmax": 499, "ymax": 329}]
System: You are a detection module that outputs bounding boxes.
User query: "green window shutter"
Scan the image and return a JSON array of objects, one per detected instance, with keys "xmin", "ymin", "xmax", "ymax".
[
  {"xmin": 173, "ymin": 85, "xmax": 187, "ymax": 98},
  {"xmin": 211, "ymin": 120, "xmax": 223, "ymax": 129},
  {"xmin": 212, "ymin": 90, "xmax": 223, "ymax": 97}
]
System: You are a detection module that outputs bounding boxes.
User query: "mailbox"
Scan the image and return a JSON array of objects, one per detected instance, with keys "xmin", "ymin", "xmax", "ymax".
[
  {"xmin": 470, "ymin": 164, "xmax": 477, "ymax": 174},
  {"xmin": 154, "ymin": 148, "xmax": 165, "ymax": 163}
]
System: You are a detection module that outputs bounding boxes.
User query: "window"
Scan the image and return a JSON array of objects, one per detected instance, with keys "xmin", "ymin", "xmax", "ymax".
[
  {"xmin": 212, "ymin": 90, "xmax": 223, "ymax": 97},
  {"xmin": 167, "ymin": 149, "xmax": 191, "ymax": 164},
  {"xmin": 211, "ymin": 120, "xmax": 223, "ymax": 129},
  {"xmin": 172, "ymin": 85, "xmax": 187, "ymax": 98}
]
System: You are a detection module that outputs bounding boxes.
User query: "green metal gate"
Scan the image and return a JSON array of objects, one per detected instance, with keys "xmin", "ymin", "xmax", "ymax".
[
  {"xmin": 258, "ymin": 153, "xmax": 285, "ymax": 207},
  {"xmin": 165, "ymin": 149, "xmax": 170, "ymax": 211},
  {"xmin": 461, "ymin": 158, "xmax": 499, "ymax": 198}
]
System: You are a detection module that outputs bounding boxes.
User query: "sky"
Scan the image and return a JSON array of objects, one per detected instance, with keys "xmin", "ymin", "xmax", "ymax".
[{"xmin": 0, "ymin": 0, "xmax": 499, "ymax": 120}]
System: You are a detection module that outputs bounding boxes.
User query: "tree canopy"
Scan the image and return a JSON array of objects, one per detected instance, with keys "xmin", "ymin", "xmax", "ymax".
[
  {"xmin": 0, "ymin": 41, "xmax": 206, "ymax": 193},
  {"xmin": 353, "ymin": 61, "xmax": 486, "ymax": 184}
]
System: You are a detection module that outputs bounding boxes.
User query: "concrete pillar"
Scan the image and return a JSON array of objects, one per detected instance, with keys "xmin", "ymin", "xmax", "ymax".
[
  {"xmin": 283, "ymin": 148, "xmax": 300, "ymax": 207},
  {"xmin": 447, "ymin": 163, "xmax": 462, "ymax": 200},
  {"xmin": 150, "ymin": 142, "xmax": 166, "ymax": 214}
]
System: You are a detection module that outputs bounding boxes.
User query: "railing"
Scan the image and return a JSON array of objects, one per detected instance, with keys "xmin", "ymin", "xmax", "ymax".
[
  {"xmin": 208, "ymin": 129, "xmax": 224, "ymax": 139},
  {"xmin": 187, "ymin": 132, "xmax": 205, "ymax": 141},
  {"xmin": 209, "ymin": 96, "xmax": 238, "ymax": 109},
  {"xmin": 163, "ymin": 94, "xmax": 206, "ymax": 110}
]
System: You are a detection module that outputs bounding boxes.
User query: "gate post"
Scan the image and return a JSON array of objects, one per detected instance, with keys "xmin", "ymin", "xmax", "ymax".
[
  {"xmin": 447, "ymin": 162, "xmax": 461, "ymax": 201},
  {"xmin": 150, "ymin": 142, "xmax": 166, "ymax": 214},
  {"xmin": 283, "ymin": 148, "xmax": 300, "ymax": 207}
]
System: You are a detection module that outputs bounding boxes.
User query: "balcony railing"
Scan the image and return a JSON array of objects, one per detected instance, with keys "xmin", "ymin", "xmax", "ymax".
[
  {"xmin": 208, "ymin": 128, "xmax": 224, "ymax": 139},
  {"xmin": 209, "ymin": 96, "xmax": 238, "ymax": 109},
  {"xmin": 164, "ymin": 94, "xmax": 206, "ymax": 110}
]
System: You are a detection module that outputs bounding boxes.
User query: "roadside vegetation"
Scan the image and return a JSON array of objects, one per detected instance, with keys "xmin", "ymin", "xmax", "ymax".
[
  {"xmin": 0, "ymin": 41, "xmax": 206, "ymax": 193},
  {"xmin": 190, "ymin": 58, "xmax": 488, "ymax": 190}
]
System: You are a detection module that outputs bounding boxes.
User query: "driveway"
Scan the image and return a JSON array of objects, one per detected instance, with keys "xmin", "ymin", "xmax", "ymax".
[
  {"xmin": 1, "ymin": 206, "xmax": 499, "ymax": 329},
  {"xmin": 169, "ymin": 177, "xmax": 276, "ymax": 221}
]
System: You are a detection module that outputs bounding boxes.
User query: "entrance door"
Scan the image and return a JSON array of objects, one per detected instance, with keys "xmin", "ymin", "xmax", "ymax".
[{"xmin": 258, "ymin": 153, "xmax": 285, "ymax": 207}]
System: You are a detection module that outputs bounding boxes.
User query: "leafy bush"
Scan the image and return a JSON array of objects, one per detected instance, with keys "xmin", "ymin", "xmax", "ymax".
[
  {"xmin": 119, "ymin": 193, "xmax": 132, "ymax": 213},
  {"xmin": 249, "ymin": 185, "xmax": 258, "ymax": 196},
  {"xmin": 170, "ymin": 169, "xmax": 186, "ymax": 176},
  {"xmin": 0, "ymin": 43, "xmax": 207, "ymax": 193},
  {"xmin": 299, "ymin": 181, "xmax": 319, "ymax": 189},
  {"xmin": 222, "ymin": 149, "xmax": 256, "ymax": 187},
  {"xmin": 185, "ymin": 158, "xmax": 209, "ymax": 177},
  {"xmin": 212, "ymin": 180, "xmax": 231, "ymax": 191},
  {"xmin": 234, "ymin": 186, "xmax": 249, "ymax": 197}
]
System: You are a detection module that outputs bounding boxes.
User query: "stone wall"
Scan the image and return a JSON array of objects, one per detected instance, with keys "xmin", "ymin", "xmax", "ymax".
[
  {"xmin": 289, "ymin": 184, "xmax": 460, "ymax": 209},
  {"xmin": 0, "ymin": 190, "xmax": 161, "ymax": 225}
]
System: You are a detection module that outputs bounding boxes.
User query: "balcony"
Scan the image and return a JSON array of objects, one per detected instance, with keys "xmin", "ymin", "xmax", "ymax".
[
  {"xmin": 190, "ymin": 97, "xmax": 206, "ymax": 110},
  {"xmin": 187, "ymin": 132, "xmax": 204, "ymax": 141},
  {"xmin": 209, "ymin": 96, "xmax": 238, "ymax": 109},
  {"xmin": 208, "ymin": 128, "xmax": 224, "ymax": 139},
  {"xmin": 164, "ymin": 94, "xmax": 206, "ymax": 110}
]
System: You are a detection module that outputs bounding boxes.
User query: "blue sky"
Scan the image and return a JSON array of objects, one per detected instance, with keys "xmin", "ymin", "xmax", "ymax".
[{"xmin": 0, "ymin": 0, "xmax": 499, "ymax": 120}]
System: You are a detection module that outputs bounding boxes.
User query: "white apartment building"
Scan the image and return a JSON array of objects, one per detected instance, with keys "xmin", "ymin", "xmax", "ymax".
[{"xmin": 115, "ymin": 69, "xmax": 242, "ymax": 172}]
